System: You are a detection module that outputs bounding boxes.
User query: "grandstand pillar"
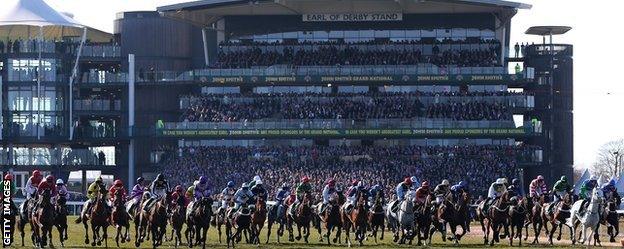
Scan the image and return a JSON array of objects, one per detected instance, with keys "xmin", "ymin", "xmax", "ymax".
[
  {"xmin": 202, "ymin": 28, "xmax": 209, "ymax": 67},
  {"xmin": 128, "ymin": 54, "xmax": 136, "ymax": 187},
  {"xmin": 81, "ymin": 170, "xmax": 87, "ymax": 195}
]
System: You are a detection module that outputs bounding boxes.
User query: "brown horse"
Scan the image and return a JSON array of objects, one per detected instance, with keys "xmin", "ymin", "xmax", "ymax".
[
  {"xmin": 250, "ymin": 198, "xmax": 267, "ymax": 245},
  {"xmin": 215, "ymin": 202, "xmax": 230, "ymax": 244},
  {"xmin": 132, "ymin": 195, "xmax": 150, "ymax": 247},
  {"xmin": 476, "ymin": 191, "xmax": 511, "ymax": 246},
  {"xmin": 187, "ymin": 197, "xmax": 213, "ymax": 249},
  {"xmin": 145, "ymin": 191, "xmax": 171, "ymax": 248},
  {"xmin": 318, "ymin": 193, "xmax": 343, "ymax": 245},
  {"xmin": 523, "ymin": 195, "xmax": 545, "ymax": 244},
  {"xmin": 266, "ymin": 196, "xmax": 291, "ymax": 244},
  {"xmin": 31, "ymin": 189, "xmax": 56, "ymax": 248},
  {"xmin": 111, "ymin": 191, "xmax": 130, "ymax": 247},
  {"xmin": 434, "ymin": 191, "xmax": 470, "ymax": 245},
  {"xmin": 342, "ymin": 194, "xmax": 368, "ymax": 247},
  {"xmin": 602, "ymin": 200, "xmax": 619, "ymax": 242},
  {"xmin": 54, "ymin": 195, "xmax": 69, "ymax": 247},
  {"xmin": 368, "ymin": 194, "xmax": 385, "ymax": 244},
  {"xmin": 416, "ymin": 195, "xmax": 432, "ymax": 246},
  {"xmin": 542, "ymin": 193, "xmax": 573, "ymax": 245},
  {"xmin": 169, "ymin": 197, "xmax": 186, "ymax": 248},
  {"xmin": 287, "ymin": 193, "xmax": 313, "ymax": 243},
  {"xmin": 508, "ymin": 196, "xmax": 528, "ymax": 246}
]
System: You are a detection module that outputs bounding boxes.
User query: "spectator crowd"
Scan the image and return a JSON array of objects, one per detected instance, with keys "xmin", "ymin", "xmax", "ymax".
[
  {"xmin": 180, "ymin": 92, "xmax": 520, "ymax": 122},
  {"xmin": 157, "ymin": 144, "xmax": 537, "ymax": 199},
  {"xmin": 213, "ymin": 39, "xmax": 501, "ymax": 68}
]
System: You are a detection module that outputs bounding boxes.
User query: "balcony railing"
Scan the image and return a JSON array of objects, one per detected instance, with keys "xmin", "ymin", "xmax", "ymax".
[{"xmin": 74, "ymin": 99, "xmax": 121, "ymax": 111}]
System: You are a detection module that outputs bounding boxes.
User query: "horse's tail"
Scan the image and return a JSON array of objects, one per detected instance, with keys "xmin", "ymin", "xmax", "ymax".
[{"xmin": 74, "ymin": 216, "xmax": 82, "ymax": 224}]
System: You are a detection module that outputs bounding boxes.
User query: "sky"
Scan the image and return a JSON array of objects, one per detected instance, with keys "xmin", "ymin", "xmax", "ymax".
[{"xmin": 42, "ymin": 0, "xmax": 624, "ymax": 169}]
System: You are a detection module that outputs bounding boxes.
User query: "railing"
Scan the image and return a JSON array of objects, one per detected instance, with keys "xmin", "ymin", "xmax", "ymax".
[
  {"xmin": 78, "ymin": 72, "xmax": 127, "ymax": 84},
  {"xmin": 81, "ymin": 45, "xmax": 121, "ymax": 58},
  {"xmin": 6, "ymin": 70, "xmax": 67, "ymax": 82},
  {"xmin": 0, "ymin": 40, "xmax": 120, "ymax": 57},
  {"xmin": 165, "ymin": 119, "xmax": 528, "ymax": 130},
  {"xmin": 74, "ymin": 99, "xmax": 121, "ymax": 111}
]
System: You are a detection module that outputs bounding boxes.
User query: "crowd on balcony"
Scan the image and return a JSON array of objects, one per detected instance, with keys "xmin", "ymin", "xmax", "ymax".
[
  {"xmin": 212, "ymin": 39, "xmax": 501, "ymax": 68},
  {"xmin": 157, "ymin": 144, "xmax": 535, "ymax": 198},
  {"xmin": 0, "ymin": 38, "xmax": 117, "ymax": 54},
  {"xmin": 179, "ymin": 92, "xmax": 519, "ymax": 122}
]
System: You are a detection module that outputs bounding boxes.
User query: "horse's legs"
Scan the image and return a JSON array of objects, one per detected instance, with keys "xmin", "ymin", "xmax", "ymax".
[
  {"xmin": 556, "ymin": 222, "xmax": 563, "ymax": 241},
  {"xmin": 83, "ymin": 219, "xmax": 90, "ymax": 245},
  {"xmin": 115, "ymin": 225, "xmax": 121, "ymax": 247},
  {"xmin": 91, "ymin": 224, "xmax": 98, "ymax": 247},
  {"xmin": 380, "ymin": 223, "xmax": 385, "ymax": 240}
]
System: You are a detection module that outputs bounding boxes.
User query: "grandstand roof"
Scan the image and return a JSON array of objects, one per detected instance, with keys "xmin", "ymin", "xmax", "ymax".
[{"xmin": 158, "ymin": 0, "xmax": 531, "ymax": 27}]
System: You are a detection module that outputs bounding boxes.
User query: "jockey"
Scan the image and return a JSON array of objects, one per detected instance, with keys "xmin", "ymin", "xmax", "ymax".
[
  {"xmin": 346, "ymin": 180, "xmax": 360, "ymax": 204},
  {"xmin": 186, "ymin": 180, "xmax": 198, "ymax": 202},
  {"xmin": 250, "ymin": 179, "xmax": 268, "ymax": 202},
  {"xmin": 193, "ymin": 176, "xmax": 212, "ymax": 201},
  {"xmin": 24, "ymin": 170, "xmax": 43, "ymax": 199},
  {"xmin": 507, "ymin": 178, "xmax": 523, "ymax": 198},
  {"xmin": 128, "ymin": 177, "xmax": 145, "ymax": 212},
  {"xmin": 108, "ymin": 179, "xmax": 127, "ymax": 201},
  {"xmin": 450, "ymin": 181, "xmax": 469, "ymax": 202},
  {"xmin": 56, "ymin": 179, "xmax": 68, "ymax": 201},
  {"xmin": 579, "ymin": 176, "xmax": 598, "ymax": 200},
  {"xmin": 150, "ymin": 174, "xmax": 170, "ymax": 199},
  {"xmin": 295, "ymin": 176, "xmax": 312, "ymax": 205},
  {"xmin": 322, "ymin": 179, "xmax": 337, "ymax": 205},
  {"xmin": 171, "ymin": 185, "xmax": 188, "ymax": 207},
  {"xmin": 368, "ymin": 184, "xmax": 385, "ymax": 204},
  {"xmin": 415, "ymin": 181, "xmax": 431, "ymax": 204},
  {"xmin": 485, "ymin": 178, "xmax": 507, "ymax": 212},
  {"xmin": 396, "ymin": 177, "xmax": 413, "ymax": 202},
  {"xmin": 552, "ymin": 175, "xmax": 572, "ymax": 203},
  {"xmin": 37, "ymin": 175, "xmax": 58, "ymax": 207},
  {"xmin": 528, "ymin": 175, "xmax": 548, "ymax": 199},
  {"xmin": 220, "ymin": 181, "xmax": 237, "ymax": 209},
  {"xmin": 233, "ymin": 183, "xmax": 254, "ymax": 210},
  {"xmin": 275, "ymin": 183, "xmax": 291, "ymax": 205},
  {"xmin": 601, "ymin": 179, "xmax": 620, "ymax": 205},
  {"xmin": 86, "ymin": 176, "xmax": 107, "ymax": 213},
  {"xmin": 248, "ymin": 175, "xmax": 262, "ymax": 188},
  {"xmin": 433, "ymin": 179, "xmax": 451, "ymax": 204}
]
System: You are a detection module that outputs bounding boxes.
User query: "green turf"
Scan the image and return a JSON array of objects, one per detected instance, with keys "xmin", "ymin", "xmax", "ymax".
[{"xmin": 6, "ymin": 216, "xmax": 622, "ymax": 248}]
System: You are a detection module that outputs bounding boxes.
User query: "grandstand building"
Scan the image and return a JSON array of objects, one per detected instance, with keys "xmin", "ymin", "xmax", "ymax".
[{"xmin": 1, "ymin": 0, "xmax": 572, "ymax": 196}]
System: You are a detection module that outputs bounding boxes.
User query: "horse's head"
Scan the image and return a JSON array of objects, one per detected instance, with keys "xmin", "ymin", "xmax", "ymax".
[
  {"xmin": 113, "ymin": 191, "xmax": 125, "ymax": 208},
  {"xmin": 591, "ymin": 188, "xmax": 604, "ymax": 204},
  {"xmin": 255, "ymin": 197, "xmax": 266, "ymax": 211},
  {"xmin": 41, "ymin": 189, "xmax": 52, "ymax": 203}
]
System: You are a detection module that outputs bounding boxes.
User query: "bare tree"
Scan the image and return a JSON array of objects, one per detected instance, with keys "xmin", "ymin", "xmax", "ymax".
[{"xmin": 592, "ymin": 139, "xmax": 624, "ymax": 180}]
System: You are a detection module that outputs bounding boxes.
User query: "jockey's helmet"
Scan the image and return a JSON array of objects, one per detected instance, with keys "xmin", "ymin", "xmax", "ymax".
[
  {"xmin": 441, "ymin": 179, "xmax": 450, "ymax": 186},
  {"xmin": 96, "ymin": 176, "xmax": 103, "ymax": 182},
  {"xmin": 459, "ymin": 181, "xmax": 467, "ymax": 187},
  {"xmin": 609, "ymin": 179, "xmax": 616, "ymax": 186},
  {"xmin": 301, "ymin": 176, "xmax": 310, "ymax": 183},
  {"xmin": 33, "ymin": 170, "xmax": 42, "ymax": 178},
  {"xmin": 175, "ymin": 185, "xmax": 184, "ymax": 192},
  {"xmin": 560, "ymin": 175, "xmax": 567, "ymax": 182},
  {"xmin": 114, "ymin": 179, "xmax": 123, "ymax": 187},
  {"xmin": 253, "ymin": 175, "xmax": 261, "ymax": 182},
  {"xmin": 193, "ymin": 180, "xmax": 199, "ymax": 185},
  {"xmin": 410, "ymin": 176, "xmax": 418, "ymax": 184},
  {"xmin": 227, "ymin": 181, "xmax": 235, "ymax": 188},
  {"xmin": 404, "ymin": 177, "xmax": 412, "ymax": 185},
  {"xmin": 242, "ymin": 183, "xmax": 249, "ymax": 189},
  {"xmin": 351, "ymin": 180, "xmax": 359, "ymax": 186},
  {"xmin": 256, "ymin": 180, "xmax": 263, "ymax": 185},
  {"xmin": 495, "ymin": 178, "xmax": 506, "ymax": 185},
  {"xmin": 156, "ymin": 174, "xmax": 164, "ymax": 181},
  {"xmin": 199, "ymin": 176, "xmax": 207, "ymax": 184},
  {"xmin": 512, "ymin": 178, "xmax": 520, "ymax": 185},
  {"xmin": 281, "ymin": 183, "xmax": 289, "ymax": 189},
  {"xmin": 421, "ymin": 181, "xmax": 429, "ymax": 187},
  {"xmin": 4, "ymin": 174, "xmax": 12, "ymax": 180},
  {"xmin": 536, "ymin": 175, "xmax": 544, "ymax": 181},
  {"xmin": 328, "ymin": 179, "xmax": 336, "ymax": 186},
  {"xmin": 137, "ymin": 177, "xmax": 145, "ymax": 184},
  {"xmin": 590, "ymin": 175, "xmax": 598, "ymax": 181},
  {"xmin": 56, "ymin": 179, "xmax": 64, "ymax": 185}
]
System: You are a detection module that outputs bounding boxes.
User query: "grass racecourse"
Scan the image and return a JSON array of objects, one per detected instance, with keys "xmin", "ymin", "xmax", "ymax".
[{"xmin": 5, "ymin": 217, "xmax": 624, "ymax": 248}]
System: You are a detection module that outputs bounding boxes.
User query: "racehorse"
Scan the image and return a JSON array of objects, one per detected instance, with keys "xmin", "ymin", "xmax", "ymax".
[
  {"xmin": 392, "ymin": 191, "xmax": 416, "ymax": 245},
  {"xmin": 287, "ymin": 193, "xmax": 313, "ymax": 243},
  {"xmin": 342, "ymin": 194, "xmax": 368, "ymax": 247},
  {"xmin": 132, "ymin": 194, "xmax": 150, "ymax": 247},
  {"xmin": 227, "ymin": 202, "xmax": 252, "ymax": 248},
  {"xmin": 542, "ymin": 192, "xmax": 573, "ymax": 245},
  {"xmin": 434, "ymin": 191, "xmax": 470, "ymax": 245},
  {"xmin": 602, "ymin": 199, "xmax": 619, "ymax": 242},
  {"xmin": 111, "ymin": 191, "xmax": 131, "ymax": 247},
  {"xmin": 508, "ymin": 196, "xmax": 528, "ymax": 246},
  {"xmin": 524, "ymin": 195, "xmax": 545, "ymax": 244},
  {"xmin": 367, "ymin": 194, "xmax": 385, "ymax": 244},
  {"xmin": 569, "ymin": 187, "xmax": 603, "ymax": 246},
  {"xmin": 186, "ymin": 196, "xmax": 213, "ymax": 249},
  {"xmin": 31, "ymin": 189, "xmax": 55, "ymax": 248},
  {"xmin": 266, "ymin": 197, "xmax": 289, "ymax": 244},
  {"xmin": 54, "ymin": 194, "xmax": 69, "ymax": 247},
  {"xmin": 169, "ymin": 196, "xmax": 186, "ymax": 248},
  {"xmin": 78, "ymin": 191, "xmax": 110, "ymax": 247},
  {"xmin": 250, "ymin": 198, "xmax": 267, "ymax": 245},
  {"xmin": 146, "ymin": 191, "xmax": 171, "ymax": 248},
  {"xmin": 215, "ymin": 202, "xmax": 230, "ymax": 244},
  {"xmin": 476, "ymin": 191, "xmax": 511, "ymax": 246},
  {"xmin": 18, "ymin": 196, "xmax": 37, "ymax": 246},
  {"xmin": 317, "ymin": 192, "xmax": 343, "ymax": 245}
]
